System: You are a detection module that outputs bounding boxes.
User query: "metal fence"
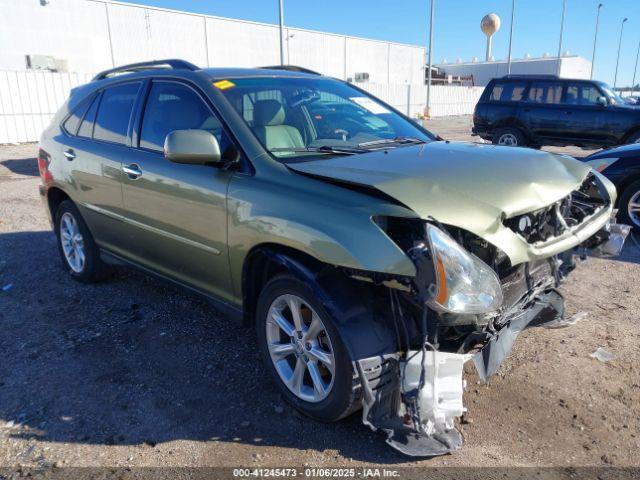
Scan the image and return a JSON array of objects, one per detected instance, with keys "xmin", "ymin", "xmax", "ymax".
[{"xmin": 0, "ymin": 70, "xmax": 484, "ymax": 144}]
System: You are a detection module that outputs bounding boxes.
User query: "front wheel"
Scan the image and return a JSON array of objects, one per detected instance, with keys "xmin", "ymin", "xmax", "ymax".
[
  {"xmin": 255, "ymin": 274, "xmax": 360, "ymax": 422},
  {"xmin": 492, "ymin": 127, "xmax": 528, "ymax": 147},
  {"xmin": 618, "ymin": 179, "xmax": 640, "ymax": 230}
]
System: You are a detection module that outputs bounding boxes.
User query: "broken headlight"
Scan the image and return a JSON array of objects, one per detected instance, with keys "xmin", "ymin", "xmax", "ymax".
[{"xmin": 426, "ymin": 224, "xmax": 503, "ymax": 314}]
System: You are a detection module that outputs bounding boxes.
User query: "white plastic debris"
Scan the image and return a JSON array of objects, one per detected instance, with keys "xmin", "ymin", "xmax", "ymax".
[
  {"xmin": 543, "ymin": 311, "xmax": 588, "ymax": 329},
  {"xmin": 1, "ymin": 283, "xmax": 12, "ymax": 292},
  {"xmin": 590, "ymin": 347, "xmax": 614, "ymax": 363},
  {"xmin": 401, "ymin": 350, "xmax": 472, "ymax": 435}
]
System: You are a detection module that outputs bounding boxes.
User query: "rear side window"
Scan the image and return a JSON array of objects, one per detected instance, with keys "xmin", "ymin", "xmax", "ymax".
[
  {"xmin": 93, "ymin": 82, "xmax": 141, "ymax": 145},
  {"xmin": 63, "ymin": 95, "xmax": 94, "ymax": 135},
  {"xmin": 489, "ymin": 82, "xmax": 528, "ymax": 102},
  {"xmin": 527, "ymin": 82, "xmax": 563, "ymax": 104},
  {"xmin": 77, "ymin": 93, "xmax": 100, "ymax": 138},
  {"xmin": 140, "ymin": 81, "xmax": 223, "ymax": 151}
]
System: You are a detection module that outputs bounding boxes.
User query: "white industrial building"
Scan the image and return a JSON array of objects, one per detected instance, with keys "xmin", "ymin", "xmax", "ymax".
[
  {"xmin": 0, "ymin": 0, "xmax": 426, "ymax": 84},
  {"xmin": 435, "ymin": 55, "xmax": 592, "ymax": 86}
]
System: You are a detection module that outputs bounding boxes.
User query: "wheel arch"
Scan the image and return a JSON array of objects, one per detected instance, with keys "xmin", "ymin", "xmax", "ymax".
[
  {"xmin": 621, "ymin": 126, "xmax": 640, "ymax": 145},
  {"xmin": 46, "ymin": 186, "xmax": 71, "ymax": 221},
  {"xmin": 242, "ymin": 243, "xmax": 398, "ymax": 361}
]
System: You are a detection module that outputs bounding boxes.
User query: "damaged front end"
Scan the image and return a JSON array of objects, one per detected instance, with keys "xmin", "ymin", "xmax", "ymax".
[{"xmin": 351, "ymin": 186, "xmax": 629, "ymax": 458}]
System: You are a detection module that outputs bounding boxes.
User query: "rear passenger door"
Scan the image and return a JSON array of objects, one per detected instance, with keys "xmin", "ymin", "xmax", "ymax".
[
  {"xmin": 118, "ymin": 79, "xmax": 235, "ymax": 302},
  {"xmin": 61, "ymin": 81, "xmax": 142, "ymax": 255},
  {"xmin": 522, "ymin": 81, "xmax": 565, "ymax": 141},
  {"xmin": 484, "ymin": 80, "xmax": 529, "ymax": 133}
]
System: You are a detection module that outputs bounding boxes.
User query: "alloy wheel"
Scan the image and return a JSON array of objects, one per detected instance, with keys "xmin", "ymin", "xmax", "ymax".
[
  {"xmin": 498, "ymin": 133, "xmax": 518, "ymax": 146},
  {"xmin": 60, "ymin": 212, "xmax": 85, "ymax": 273},
  {"xmin": 265, "ymin": 294, "xmax": 335, "ymax": 403},
  {"xmin": 628, "ymin": 190, "xmax": 640, "ymax": 227}
]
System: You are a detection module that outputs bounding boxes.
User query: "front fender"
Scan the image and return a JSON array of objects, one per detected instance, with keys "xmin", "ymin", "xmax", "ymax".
[{"xmin": 227, "ymin": 173, "xmax": 417, "ymax": 301}]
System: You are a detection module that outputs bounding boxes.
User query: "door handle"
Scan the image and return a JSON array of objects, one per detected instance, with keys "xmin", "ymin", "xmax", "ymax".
[
  {"xmin": 63, "ymin": 149, "xmax": 76, "ymax": 160},
  {"xmin": 122, "ymin": 163, "xmax": 143, "ymax": 179}
]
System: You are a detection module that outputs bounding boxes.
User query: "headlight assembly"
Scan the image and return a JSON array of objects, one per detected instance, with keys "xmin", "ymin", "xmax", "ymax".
[{"xmin": 425, "ymin": 224, "xmax": 503, "ymax": 314}]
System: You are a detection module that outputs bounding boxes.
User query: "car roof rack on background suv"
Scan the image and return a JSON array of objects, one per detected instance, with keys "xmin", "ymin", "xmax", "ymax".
[
  {"xmin": 92, "ymin": 59, "xmax": 200, "ymax": 81},
  {"xmin": 258, "ymin": 65, "xmax": 321, "ymax": 75},
  {"xmin": 500, "ymin": 74, "xmax": 560, "ymax": 80}
]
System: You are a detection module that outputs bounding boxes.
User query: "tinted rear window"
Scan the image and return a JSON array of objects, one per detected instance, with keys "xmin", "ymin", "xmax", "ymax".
[
  {"xmin": 63, "ymin": 95, "xmax": 94, "ymax": 135},
  {"xmin": 489, "ymin": 82, "xmax": 528, "ymax": 102},
  {"xmin": 93, "ymin": 82, "xmax": 141, "ymax": 145},
  {"xmin": 77, "ymin": 93, "xmax": 100, "ymax": 138},
  {"xmin": 527, "ymin": 82, "xmax": 563, "ymax": 104}
]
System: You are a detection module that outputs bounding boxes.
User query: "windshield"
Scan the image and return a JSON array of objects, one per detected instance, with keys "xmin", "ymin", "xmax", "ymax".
[
  {"xmin": 217, "ymin": 76, "xmax": 435, "ymax": 161},
  {"xmin": 598, "ymin": 82, "xmax": 625, "ymax": 105}
]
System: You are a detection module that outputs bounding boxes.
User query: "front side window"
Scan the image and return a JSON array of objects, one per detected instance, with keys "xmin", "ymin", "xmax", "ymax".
[
  {"xmin": 140, "ymin": 81, "xmax": 224, "ymax": 152},
  {"xmin": 565, "ymin": 83, "xmax": 601, "ymax": 105},
  {"xmin": 218, "ymin": 76, "xmax": 435, "ymax": 162},
  {"xmin": 527, "ymin": 82, "xmax": 563, "ymax": 104},
  {"xmin": 93, "ymin": 82, "xmax": 141, "ymax": 145},
  {"xmin": 489, "ymin": 82, "xmax": 527, "ymax": 102}
]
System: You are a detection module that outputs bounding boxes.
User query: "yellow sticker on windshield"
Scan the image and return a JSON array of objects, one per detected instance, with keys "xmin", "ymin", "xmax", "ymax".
[{"xmin": 213, "ymin": 80, "xmax": 235, "ymax": 90}]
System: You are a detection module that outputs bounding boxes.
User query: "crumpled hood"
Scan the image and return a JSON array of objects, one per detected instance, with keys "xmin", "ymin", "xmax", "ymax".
[{"xmin": 288, "ymin": 141, "xmax": 599, "ymax": 265}]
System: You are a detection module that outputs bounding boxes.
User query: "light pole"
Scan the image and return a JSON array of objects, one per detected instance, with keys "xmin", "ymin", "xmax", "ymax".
[
  {"xmin": 278, "ymin": 0, "xmax": 285, "ymax": 66},
  {"xmin": 614, "ymin": 17, "xmax": 628, "ymax": 89},
  {"xmin": 426, "ymin": 0, "xmax": 435, "ymax": 119},
  {"xmin": 632, "ymin": 39, "xmax": 640, "ymax": 95},
  {"xmin": 556, "ymin": 0, "xmax": 567, "ymax": 76},
  {"xmin": 591, "ymin": 3, "xmax": 603, "ymax": 79},
  {"xmin": 507, "ymin": 0, "xmax": 515, "ymax": 75}
]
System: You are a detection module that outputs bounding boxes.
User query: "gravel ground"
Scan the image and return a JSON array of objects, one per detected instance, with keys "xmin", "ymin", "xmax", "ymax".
[{"xmin": 0, "ymin": 121, "xmax": 639, "ymax": 475}]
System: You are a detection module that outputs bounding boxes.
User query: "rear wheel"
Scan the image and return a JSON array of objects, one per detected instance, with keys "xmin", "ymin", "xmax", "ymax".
[
  {"xmin": 55, "ymin": 200, "xmax": 106, "ymax": 282},
  {"xmin": 492, "ymin": 127, "xmax": 528, "ymax": 147},
  {"xmin": 618, "ymin": 179, "xmax": 640, "ymax": 230},
  {"xmin": 256, "ymin": 274, "xmax": 360, "ymax": 422}
]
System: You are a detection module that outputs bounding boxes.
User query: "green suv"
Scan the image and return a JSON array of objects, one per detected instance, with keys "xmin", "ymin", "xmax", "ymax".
[{"xmin": 38, "ymin": 60, "xmax": 628, "ymax": 457}]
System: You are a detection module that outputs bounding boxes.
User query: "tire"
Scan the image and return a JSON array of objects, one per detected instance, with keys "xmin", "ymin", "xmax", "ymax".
[
  {"xmin": 54, "ymin": 200, "xmax": 107, "ymax": 282},
  {"xmin": 618, "ymin": 179, "xmax": 640, "ymax": 230},
  {"xmin": 492, "ymin": 127, "xmax": 528, "ymax": 147},
  {"xmin": 255, "ymin": 274, "xmax": 361, "ymax": 422}
]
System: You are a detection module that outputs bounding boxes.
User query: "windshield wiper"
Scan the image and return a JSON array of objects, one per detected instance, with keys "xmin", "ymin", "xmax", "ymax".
[
  {"xmin": 357, "ymin": 136, "xmax": 427, "ymax": 148},
  {"xmin": 270, "ymin": 145, "xmax": 368, "ymax": 155}
]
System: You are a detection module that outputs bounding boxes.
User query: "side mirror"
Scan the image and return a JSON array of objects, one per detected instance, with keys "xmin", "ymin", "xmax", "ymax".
[
  {"xmin": 164, "ymin": 129, "xmax": 221, "ymax": 165},
  {"xmin": 597, "ymin": 96, "xmax": 608, "ymax": 107}
]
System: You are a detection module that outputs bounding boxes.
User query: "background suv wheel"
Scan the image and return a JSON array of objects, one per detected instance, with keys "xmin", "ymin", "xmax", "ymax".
[
  {"xmin": 493, "ymin": 127, "xmax": 527, "ymax": 147},
  {"xmin": 618, "ymin": 179, "xmax": 640, "ymax": 230},
  {"xmin": 256, "ymin": 274, "xmax": 360, "ymax": 422},
  {"xmin": 54, "ymin": 200, "xmax": 106, "ymax": 282}
]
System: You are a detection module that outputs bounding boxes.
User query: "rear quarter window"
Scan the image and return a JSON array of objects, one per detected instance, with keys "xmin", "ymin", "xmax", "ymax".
[
  {"xmin": 62, "ymin": 95, "xmax": 94, "ymax": 136},
  {"xmin": 488, "ymin": 82, "xmax": 528, "ymax": 102}
]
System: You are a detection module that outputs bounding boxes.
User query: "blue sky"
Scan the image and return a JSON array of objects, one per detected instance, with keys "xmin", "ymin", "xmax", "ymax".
[{"xmin": 124, "ymin": 0, "xmax": 640, "ymax": 86}]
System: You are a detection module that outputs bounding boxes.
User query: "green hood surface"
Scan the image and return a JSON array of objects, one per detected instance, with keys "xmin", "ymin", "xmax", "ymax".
[{"xmin": 288, "ymin": 141, "xmax": 610, "ymax": 266}]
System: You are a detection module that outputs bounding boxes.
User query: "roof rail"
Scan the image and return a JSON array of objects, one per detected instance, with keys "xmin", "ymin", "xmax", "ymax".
[
  {"xmin": 500, "ymin": 74, "xmax": 559, "ymax": 79},
  {"xmin": 258, "ymin": 65, "xmax": 322, "ymax": 75},
  {"xmin": 92, "ymin": 59, "xmax": 199, "ymax": 81}
]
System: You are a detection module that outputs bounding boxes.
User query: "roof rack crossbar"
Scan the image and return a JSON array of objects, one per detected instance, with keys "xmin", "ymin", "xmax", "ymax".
[
  {"xmin": 258, "ymin": 65, "xmax": 321, "ymax": 75},
  {"xmin": 92, "ymin": 59, "xmax": 199, "ymax": 81}
]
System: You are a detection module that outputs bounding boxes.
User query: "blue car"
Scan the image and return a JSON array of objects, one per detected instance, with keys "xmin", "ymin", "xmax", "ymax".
[{"xmin": 585, "ymin": 143, "xmax": 640, "ymax": 229}]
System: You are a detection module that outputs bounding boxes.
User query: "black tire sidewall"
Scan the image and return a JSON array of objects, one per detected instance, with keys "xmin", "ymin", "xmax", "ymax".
[
  {"xmin": 618, "ymin": 179, "xmax": 640, "ymax": 230},
  {"xmin": 255, "ymin": 275, "xmax": 355, "ymax": 422},
  {"xmin": 493, "ymin": 127, "xmax": 527, "ymax": 147},
  {"xmin": 54, "ymin": 200, "xmax": 103, "ymax": 282}
]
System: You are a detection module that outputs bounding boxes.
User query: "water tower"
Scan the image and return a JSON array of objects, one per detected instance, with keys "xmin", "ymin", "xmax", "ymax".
[{"xmin": 481, "ymin": 13, "xmax": 501, "ymax": 62}]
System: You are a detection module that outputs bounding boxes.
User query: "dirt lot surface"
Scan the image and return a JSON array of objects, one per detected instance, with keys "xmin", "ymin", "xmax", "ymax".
[{"xmin": 1, "ymin": 119, "xmax": 639, "ymax": 476}]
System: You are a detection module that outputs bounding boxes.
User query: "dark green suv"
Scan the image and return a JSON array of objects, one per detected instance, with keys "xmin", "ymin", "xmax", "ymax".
[{"xmin": 38, "ymin": 60, "xmax": 627, "ymax": 457}]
